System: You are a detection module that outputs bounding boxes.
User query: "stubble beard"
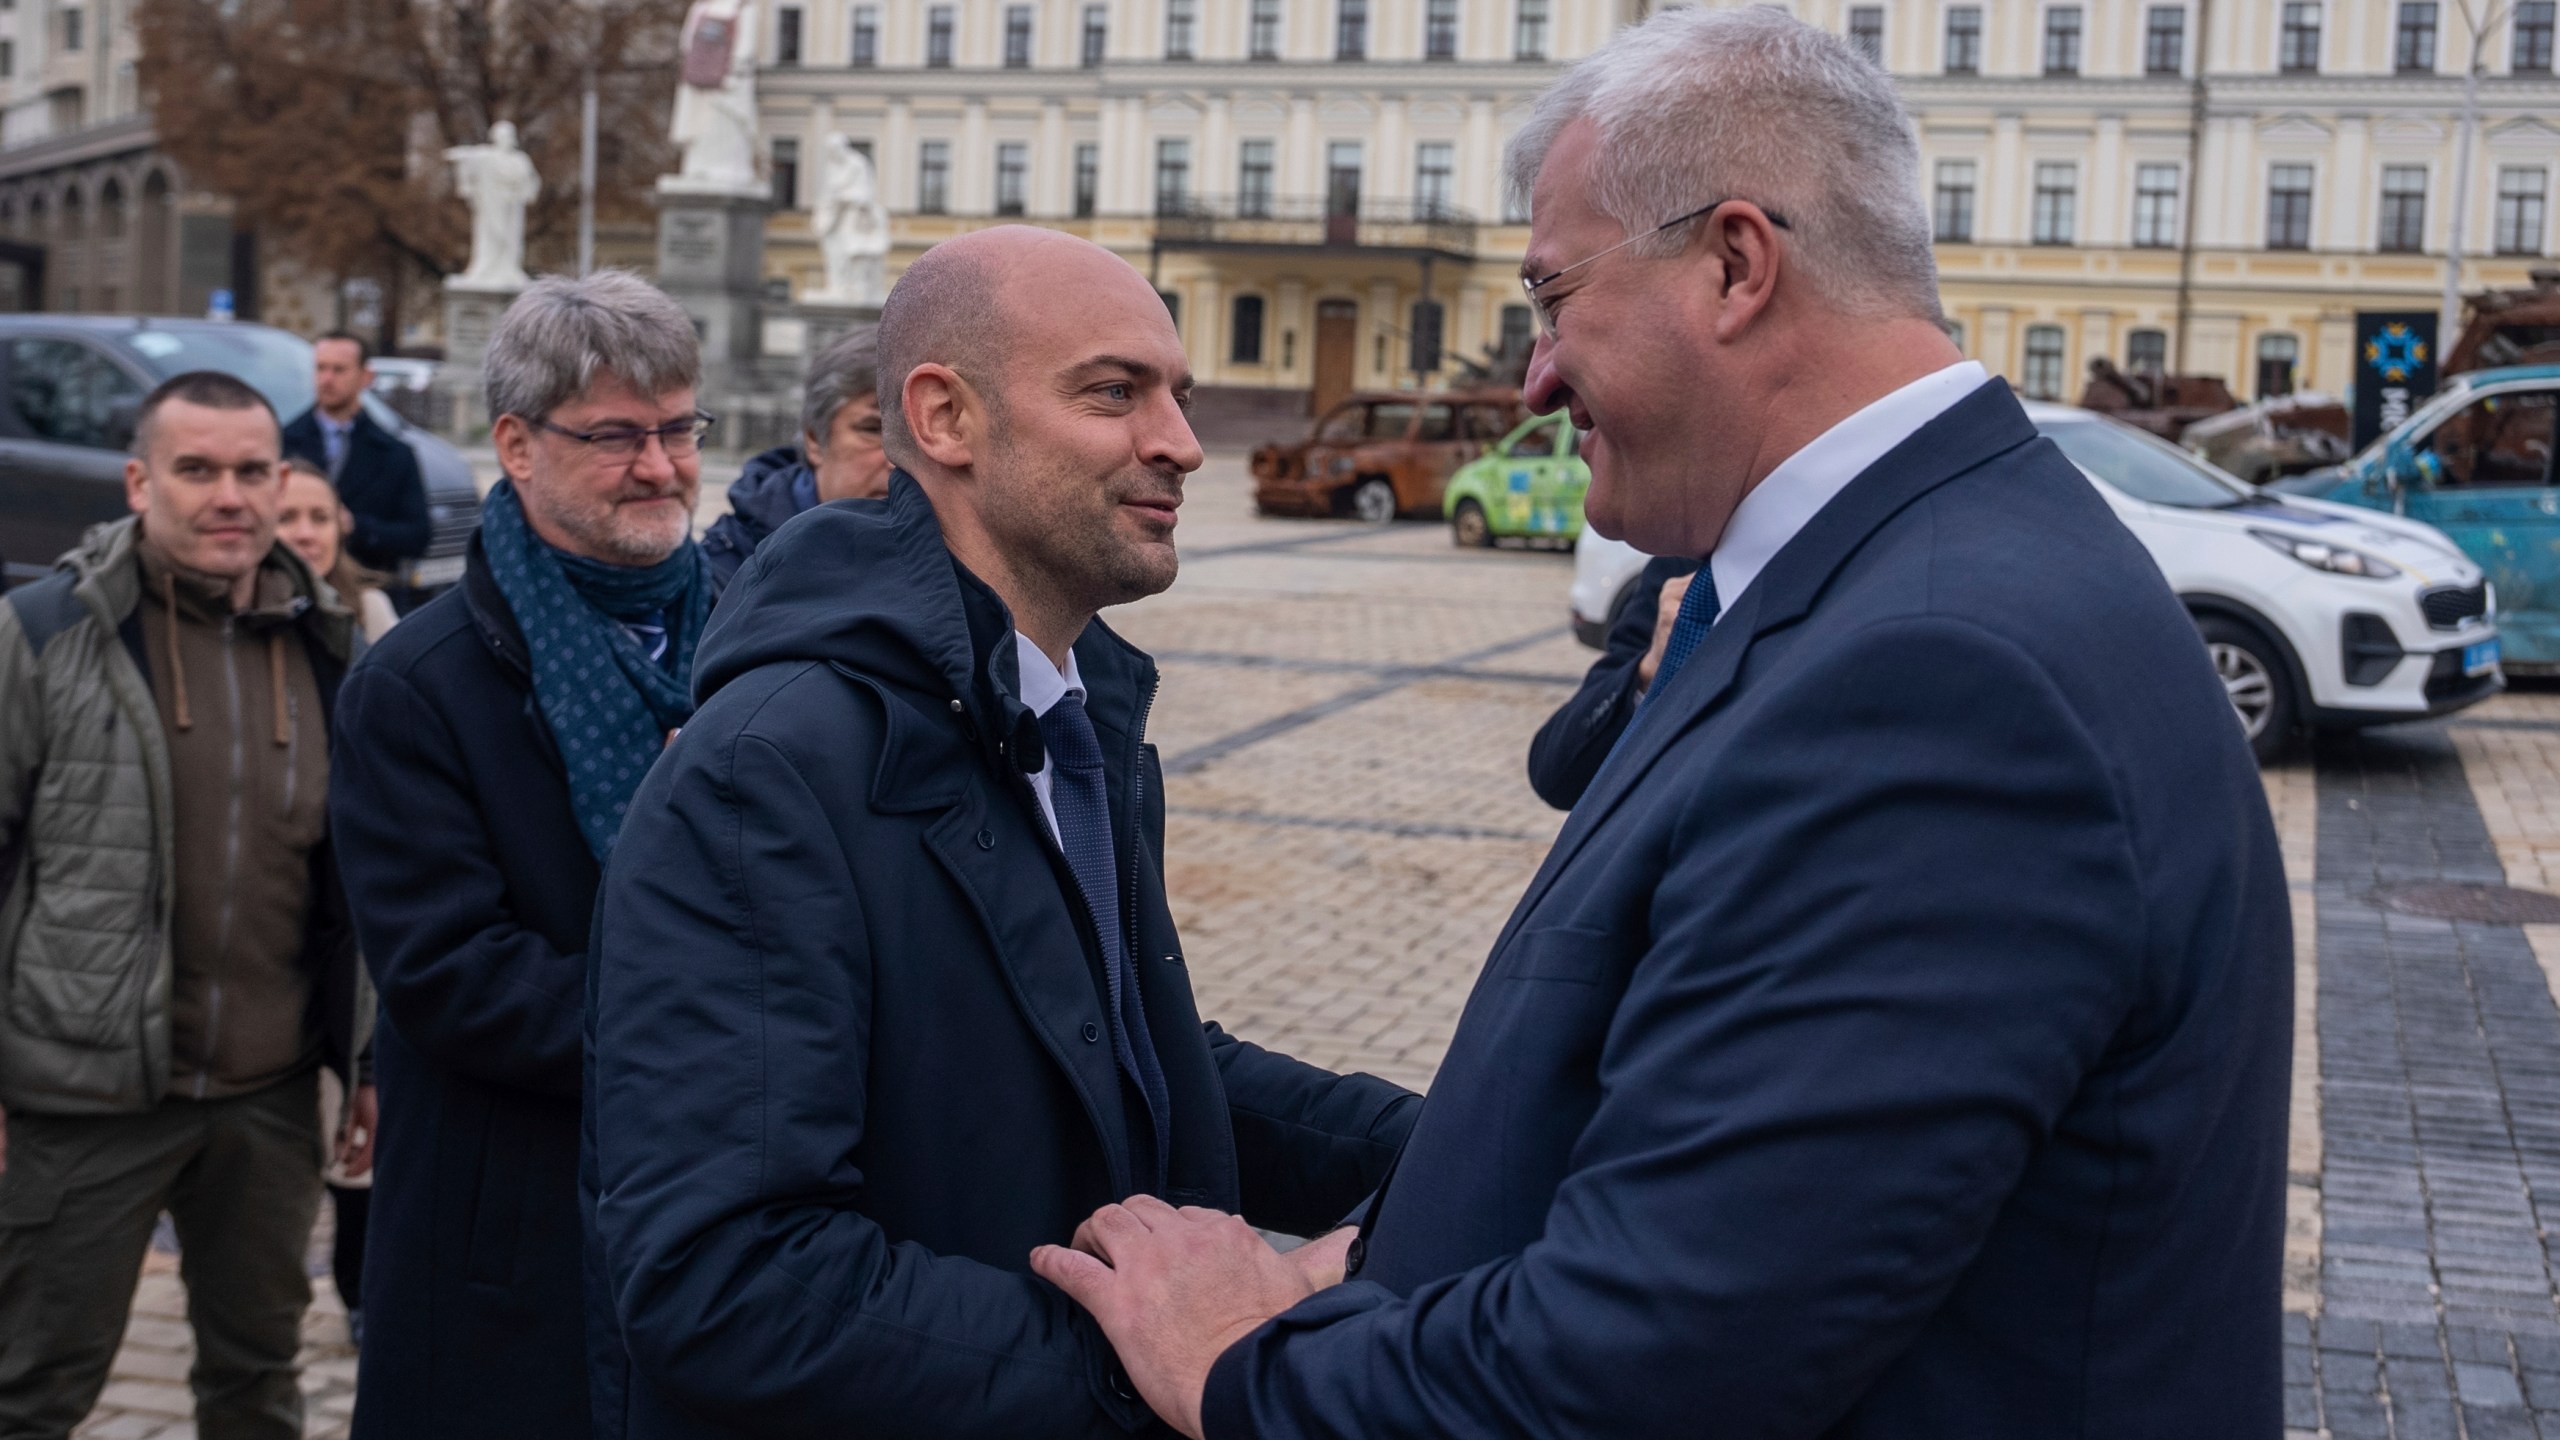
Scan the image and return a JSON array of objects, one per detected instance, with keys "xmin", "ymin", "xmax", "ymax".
[
  {"xmin": 984, "ymin": 441, "xmax": 1180, "ymax": 618},
  {"xmin": 526, "ymin": 476, "xmax": 694, "ymax": 566}
]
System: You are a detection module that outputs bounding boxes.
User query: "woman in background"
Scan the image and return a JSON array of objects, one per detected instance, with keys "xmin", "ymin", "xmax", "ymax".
[
  {"xmin": 278, "ymin": 457, "xmax": 400, "ymax": 644},
  {"xmin": 275, "ymin": 455, "xmax": 387, "ymax": 1343}
]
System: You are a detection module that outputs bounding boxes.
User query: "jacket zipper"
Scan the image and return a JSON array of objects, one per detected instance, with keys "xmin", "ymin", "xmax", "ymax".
[{"xmin": 201, "ymin": 613, "xmax": 247, "ymax": 1099}]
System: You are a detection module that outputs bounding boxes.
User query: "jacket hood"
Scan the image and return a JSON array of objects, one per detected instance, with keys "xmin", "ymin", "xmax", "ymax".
[
  {"xmin": 723, "ymin": 444, "xmax": 814, "ymax": 538},
  {"xmin": 695, "ymin": 469, "xmax": 984, "ymax": 710}
]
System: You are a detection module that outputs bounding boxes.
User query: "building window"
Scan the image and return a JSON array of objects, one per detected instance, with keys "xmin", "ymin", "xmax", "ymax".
[
  {"xmin": 1425, "ymin": 0, "xmax": 1459, "ymax": 59},
  {"xmin": 1161, "ymin": 291, "xmax": 1182, "ymax": 332},
  {"xmin": 1005, "ymin": 5, "xmax": 1033, "ymax": 65},
  {"xmin": 2144, "ymin": 6, "xmax": 2184, "ymax": 73},
  {"xmin": 2256, "ymin": 333, "xmax": 2300, "ymax": 398},
  {"xmin": 2519, "ymin": 1, "xmax": 2556, "ymax": 72},
  {"xmin": 1514, "ymin": 0, "xmax": 1548, "ymax": 59},
  {"xmin": 1231, "ymin": 295, "xmax": 1266, "ymax": 364},
  {"xmin": 1239, "ymin": 140, "xmax": 1276, "ymax": 217},
  {"xmin": 2280, "ymin": 2, "xmax": 2321, "ymax": 72},
  {"xmin": 1337, "ymin": 0, "xmax": 1368, "ymax": 59},
  {"xmin": 775, "ymin": 5, "xmax": 803, "ymax": 64},
  {"xmin": 2022, "ymin": 326, "xmax": 2067, "ymax": 400},
  {"xmin": 1848, "ymin": 6, "xmax": 1884, "ymax": 64},
  {"xmin": 770, "ymin": 137, "xmax": 800, "ymax": 209},
  {"xmin": 2031, "ymin": 162, "xmax": 2077, "ymax": 245},
  {"xmin": 2266, "ymin": 165, "xmax": 2314, "ymax": 248},
  {"xmin": 1165, "ymin": 0, "xmax": 1196, "ymax": 58},
  {"xmin": 1251, "ymin": 0, "xmax": 1282, "ymax": 59},
  {"xmin": 2132, "ymin": 163, "xmax": 2180, "ymax": 248},
  {"xmin": 927, "ymin": 6, "xmax": 954, "ymax": 66},
  {"xmin": 1155, "ymin": 139, "xmax": 1191, "ymax": 215},
  {"xmin": 1082, "ymin": 4, "xmax": 1107, "ymax": 65},
  {"xmin": 2042, "ymin": 7, "xmax": 2083, "ymax": 75},
  {"xmin": 2496, "ymin": 167, "xmax": 2548, "ymax": 255},
  {"xmin": 1327, "ymin": 141, "xmax": 1363, "ymax": 215},
  {"xmin": 1415, "ymin": 142, "xmax": 1455, "ymax": 216},
  {"xmin": 2378, "ymin": 165, "xmax": 2428, "ymax": 252},
  {"xmin": 63, "ymin": 6, "xmax": 82, "ymax": 50},
  {"xmin": 2394, "ymin": 2, "xmax": 2438, "ymax": 71},
  {"xmin": 995, "ymin": 142, "xmax": 1028, "ymax": 215},
  {"xmin": 1503, "ymin": 177, "xmax": 1530, "ymax": 224},
  {"xmin": 1073, "ymin": 142, "xmax": 1100, "ymax": 218},
  {"xmin": 1933, "ymin": 160, "xmax": 1976, "ymax": 242},
  {"xmin": 917, "ymin": 142, "xmax": 951, "ymax": 212},
  {"xmin": 852, "ymin": 5, "xmax": 879, "ymax": 65},
  {"xmin": 0, "ymin": 40, "xmax": 12, "ymax": 79},
  {"xmin": 2127, "ymin": 328, "xmax": 2168, "ymax": 374},
  {"xmin": 1944, "ymin": 6, "xmax": 1982, "ymax": 73}
]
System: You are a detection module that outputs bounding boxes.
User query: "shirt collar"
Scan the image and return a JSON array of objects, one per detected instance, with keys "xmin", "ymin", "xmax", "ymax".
[
  {"xmin": 1708, "ymin": 360, "xmax": 1987, "ymax": 617},
  {"xmin": 1012, "ymin": 629, "xmax": 1083, "ymax": 718}
]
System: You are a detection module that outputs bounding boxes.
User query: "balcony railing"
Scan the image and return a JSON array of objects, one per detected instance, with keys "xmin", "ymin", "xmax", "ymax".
[{"xmin": 1151, "ymin": 196, "xmax": 1478, "ymax": 256}]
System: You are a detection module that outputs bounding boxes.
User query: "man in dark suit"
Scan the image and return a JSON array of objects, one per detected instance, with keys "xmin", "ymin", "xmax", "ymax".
[
  {"xmin": 1525, "ymin": 553, "xmax": 1695, "ymax": 809},
  {"xmin": 1035, "ymin": 9, "xmax": 2292, "ymax": 1437},
  {"xmin": 282, "ymin": 332, "xmax": 429, "ymax": 572},
  {"xmin": 585, "ymin": 226, "xmax": 1418, "ymax": 1438}
]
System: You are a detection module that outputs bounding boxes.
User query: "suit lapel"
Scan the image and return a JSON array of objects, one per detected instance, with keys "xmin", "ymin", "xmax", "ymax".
[{"xmin": 1492, "ymin": 381, "xmax": 2043, "ymax": 952}]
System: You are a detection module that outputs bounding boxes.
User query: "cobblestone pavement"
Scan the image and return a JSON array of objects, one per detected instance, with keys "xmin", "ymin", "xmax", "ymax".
[{"xmin": 72, "ymin": 452, "xmax": 2560, "ymax": 1434}]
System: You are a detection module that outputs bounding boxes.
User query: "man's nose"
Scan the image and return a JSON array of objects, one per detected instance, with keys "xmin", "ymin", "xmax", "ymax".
[
  {"xmin": 1144, "ymin": 394, "xmax": 1206, "ymax": 477},
  {"xmin": 630, "ymin": 432, "xmax": 680, "ymax": 485},
  {"xmin": 1522, "ymin": 336, "xmax": 1568, "ymax": 416}
]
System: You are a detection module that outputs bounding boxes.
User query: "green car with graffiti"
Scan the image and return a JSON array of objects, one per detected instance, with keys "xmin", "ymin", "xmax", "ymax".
[{"xmin": 1443, "ymin": 411, "xmax": 1587, "ymax": 548}]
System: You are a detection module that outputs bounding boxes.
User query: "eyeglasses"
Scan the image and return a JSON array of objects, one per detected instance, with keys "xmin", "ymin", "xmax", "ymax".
[
  {"xmin": 531, "ymin": 412, "xmax": 718, "ymax": 461},
  {"xmin": 1520, "ymin": 198, "xmax": 1792, "ymax": 339}
]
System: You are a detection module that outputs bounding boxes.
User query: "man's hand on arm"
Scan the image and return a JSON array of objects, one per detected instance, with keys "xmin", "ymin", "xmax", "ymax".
[
  {"xmin": 1635, "ymin": 572, "xmax": 1692, "ymax": 690},
  {"xmin": 1033, "ymin": 1196, "xmax": 1325, "ymax": 1439},
  {"xmin": 334, "ymin": 1084, "xmax": 377, "ymax": 1179}
]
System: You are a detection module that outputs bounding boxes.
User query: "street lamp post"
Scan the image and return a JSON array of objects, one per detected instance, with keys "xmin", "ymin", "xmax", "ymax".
[{"xmin": 2440, "ymin": 0, "xmax": 2511, "ymax": 350}]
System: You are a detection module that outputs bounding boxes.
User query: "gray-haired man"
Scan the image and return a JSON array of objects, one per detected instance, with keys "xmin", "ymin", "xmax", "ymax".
[
  {"xmin": 701, "ymin": 325, "xmax": 889, "ymax": 597},
  {"xmin": 326, "ymin": 270, "xmax": 712, "ymax": 1440}
]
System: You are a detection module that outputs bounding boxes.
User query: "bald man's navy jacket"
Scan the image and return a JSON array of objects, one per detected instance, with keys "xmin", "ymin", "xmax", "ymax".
[{"xmin": 1202, "ymin": 380, "xmax": 2291, "ymax": 1438}]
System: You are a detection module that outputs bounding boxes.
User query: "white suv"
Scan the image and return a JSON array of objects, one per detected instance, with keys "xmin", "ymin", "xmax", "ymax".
[{"xmin": 1569, "ymin": 402, "xmax": 2501, "ymax": 762}]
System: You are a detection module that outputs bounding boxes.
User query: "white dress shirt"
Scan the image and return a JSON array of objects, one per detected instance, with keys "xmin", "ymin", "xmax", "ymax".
[
  {"xmin": 1707, "ymin": 360, "xmax": 1989, "ymax": 626},
  {"xmin": 1013, "ymin": 630, "xmax": 1083, "ymax": 844}
]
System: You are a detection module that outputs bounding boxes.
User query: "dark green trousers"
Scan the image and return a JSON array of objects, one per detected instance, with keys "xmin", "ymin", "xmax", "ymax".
[{"xmin": 0, "ymin": 1069, "xmax": 321, "ymax": 1440}]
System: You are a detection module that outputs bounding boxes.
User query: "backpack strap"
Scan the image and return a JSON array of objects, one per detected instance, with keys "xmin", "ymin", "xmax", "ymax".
[{"xmin": 4, "ymin": 569, "xmax": 86, "ymax": 659}]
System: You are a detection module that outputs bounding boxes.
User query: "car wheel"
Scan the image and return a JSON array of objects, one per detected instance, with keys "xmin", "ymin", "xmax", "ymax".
[
  {"xmin": 1351, "ymin": 478, "xmax": 1398, "ymax": 524},
  {"xmin": 2196, "ymin": 615, "xmax": 2297, "ymax": 764},
  {"xmin": 1451, "ymin": 500, "xmax": 1492, "ymax": 548}
]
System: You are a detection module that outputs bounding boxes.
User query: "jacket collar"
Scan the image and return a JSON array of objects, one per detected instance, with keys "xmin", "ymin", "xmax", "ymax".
[
  {"xmin": 70, "ymin": 515, "xmax": 355, "ymax": 668},
  {"xmin": 1498, "ymin": 379, "xmax": 2040, "ymax": 947}
]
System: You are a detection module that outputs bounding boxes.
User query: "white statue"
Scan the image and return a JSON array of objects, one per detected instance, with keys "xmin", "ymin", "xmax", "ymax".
[
  {"xmin": 666, "ymin": 0, "xmax": 762, "ymax": 195},
  {"xmin": 446, "ymin": 122, "xmax": 541, "ymax": 289},
  {"xmin": 810, "ymin": 136, "xmax": 891, "ymax": 304}
]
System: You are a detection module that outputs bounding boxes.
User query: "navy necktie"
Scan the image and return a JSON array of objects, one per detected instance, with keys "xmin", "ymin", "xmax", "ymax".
[
  {"xmin": 1641, "ymin": 566, "xmax": 1721, "ymax": 712},
  {"xmin": 1037, "ymin": 692, "xmax": 1172, "ymax": 1194}
]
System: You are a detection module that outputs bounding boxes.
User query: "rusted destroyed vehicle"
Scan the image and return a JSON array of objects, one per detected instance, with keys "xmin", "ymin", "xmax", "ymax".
[
  {"xmin": 1251, "ymin": 390, "xmax": 1524, "ymax": 522},
  {"xmin": 2181, "ymin": 391, "xmax": 2353, "ymax": 485},
  {"xmin": 2445, "ymin": 265, "xmax": 2560, "ymax": 376},
  {"xmin": 2076, "ymin": 358, "xmax": 2240, "ymax": 442}
]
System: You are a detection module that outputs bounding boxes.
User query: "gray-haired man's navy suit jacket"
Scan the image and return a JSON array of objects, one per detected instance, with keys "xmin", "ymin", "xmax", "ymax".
[{"xmin": 1202, "ymin": 380, "xmax": 2292, "ymax": 1438}]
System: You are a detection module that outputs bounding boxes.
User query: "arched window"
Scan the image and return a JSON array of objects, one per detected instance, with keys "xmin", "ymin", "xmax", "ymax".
[
  {"xmin": 1229, "ymin": 294, "xmax": 1265, "ymax": 364},
  {"xmin": 99, "ymin": 178, "xmax": 126, "ymax": 240}
]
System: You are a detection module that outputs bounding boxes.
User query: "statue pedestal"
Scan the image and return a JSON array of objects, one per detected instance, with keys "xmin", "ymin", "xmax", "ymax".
[
  {"xmin": 439, "ymin": 280, "xmax": 523, "ymax": 440},
  {"xmin": 796, "ymin": 297, "xmax": 881, "ymax": 359},
  {"xmin": 655, "ymin": 183, "xmax": 772, "ymax": 388}
]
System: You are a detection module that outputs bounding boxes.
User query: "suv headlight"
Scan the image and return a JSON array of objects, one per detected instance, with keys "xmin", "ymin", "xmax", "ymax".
[{"xmin": 2250, "ymin": 528, "xmax": 2401, "ymax": 580}]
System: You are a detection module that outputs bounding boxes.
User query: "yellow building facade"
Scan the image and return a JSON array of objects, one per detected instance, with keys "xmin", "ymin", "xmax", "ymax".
[{"xmin": 752, "ymin": 0, "xmax": 2560, "ymax": 412}]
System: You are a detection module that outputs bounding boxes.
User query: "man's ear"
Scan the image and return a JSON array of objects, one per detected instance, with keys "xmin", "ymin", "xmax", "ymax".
[
  {"xmin": 1703, "ymin": 203, "xmax": 1786, "ymax": 343},
  {"xmin": 124, "ymin": 458, "xmax": 149, "ymax": 517},
  {"xmin": 491, "ymin": 413, "xmax": 537, "ymax": 484},
  {"xmin": 903, "ymin": 364, "xmax": 979, "ymax": 473}
]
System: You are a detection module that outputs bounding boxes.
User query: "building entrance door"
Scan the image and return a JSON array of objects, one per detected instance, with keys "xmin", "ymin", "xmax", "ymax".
[{"xmin": 1313, "ymin": 300, "xmax": 1358, "ymax": 417}]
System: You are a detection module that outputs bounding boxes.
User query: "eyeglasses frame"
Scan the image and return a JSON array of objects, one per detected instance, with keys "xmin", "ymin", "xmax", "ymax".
[{"xmin": 1520, "ymin": 198, "xmax": 1793, "ymax": 338}]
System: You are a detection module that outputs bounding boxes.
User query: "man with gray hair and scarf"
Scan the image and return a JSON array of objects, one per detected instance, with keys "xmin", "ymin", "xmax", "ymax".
[
  {"xmin": 1039, "ymin": 8, "xmax": 2289, "ymax": 1437},
  {"xmin": 701, "ymin": 325, "xmax": 892, "ymax": 598},
  {"xmin": 329, "ymin": 270, "xmax": 715, "ymax": 1440}
]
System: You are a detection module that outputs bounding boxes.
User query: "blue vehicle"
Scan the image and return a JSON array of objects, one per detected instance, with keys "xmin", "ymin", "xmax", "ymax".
[{"xmin": 2271, "ymin": 364, "xmax": 2560, "ymax": 670}]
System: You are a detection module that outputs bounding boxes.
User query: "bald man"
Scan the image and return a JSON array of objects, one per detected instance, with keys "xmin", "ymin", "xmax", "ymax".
[{"xmin": 585, "ymin": 227, "xmax": 1421, "ymax": 1439}]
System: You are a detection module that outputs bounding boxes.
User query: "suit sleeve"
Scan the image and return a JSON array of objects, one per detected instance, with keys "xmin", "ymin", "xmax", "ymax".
[
  {"xmin": 1207, "ymin": 1026, "xmax": 1420, "ymax": 1237},
  {"xmin": 1525, "ymin": 556, "xmax": 1691, "ymax": 811},
  {"xmin": 348, "ymin": 439, "xmax": 432, "ymax": 563},
  {"xmin": 1202, "ymin": 616, "xmax": 2147, "ymax": 1439},
  {"xmin": 329, "ymin": 659, "xmax": 586, "ymax": 1096},
  {"xmin": 592, "ymin": 718, "xmax": 1151, "ymax": 1439}
]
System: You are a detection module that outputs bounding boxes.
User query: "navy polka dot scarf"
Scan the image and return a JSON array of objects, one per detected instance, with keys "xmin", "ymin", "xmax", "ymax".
[{"xmin": 479, "ymin": 479, "xmax": 709, "ymax": 860}]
